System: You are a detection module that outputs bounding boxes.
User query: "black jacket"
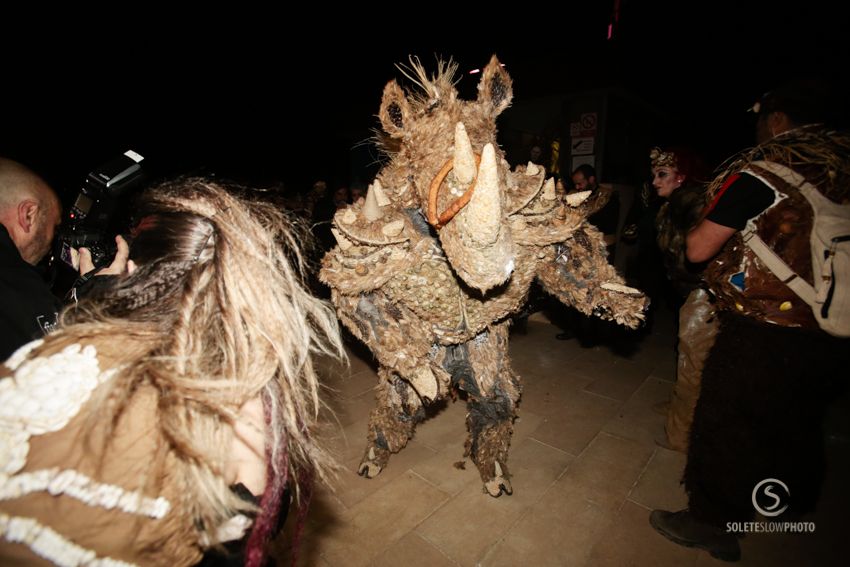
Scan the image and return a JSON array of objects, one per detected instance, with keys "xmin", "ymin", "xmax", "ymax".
[{"xmin": 0, "ymin": 225, "xmax": 61, "ymax": 361}]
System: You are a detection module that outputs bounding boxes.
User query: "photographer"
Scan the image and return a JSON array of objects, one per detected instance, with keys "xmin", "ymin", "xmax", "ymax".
[
  {"xmin": 0, "ymin": 157, "xmax": 63, "ymax": 360},
  {"xmin": 1, "ymin": 157, "xmax": 134, "ymax": 361}
]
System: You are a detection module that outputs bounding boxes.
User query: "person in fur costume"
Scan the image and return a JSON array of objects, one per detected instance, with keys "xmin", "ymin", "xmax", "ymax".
[
  {"xmin": 320, "ymin": 56, "xmax": 649, "ymax": 497},
  {"xmin": 650, "ymin": 81, "xmax": 850, "ymax": 562}
]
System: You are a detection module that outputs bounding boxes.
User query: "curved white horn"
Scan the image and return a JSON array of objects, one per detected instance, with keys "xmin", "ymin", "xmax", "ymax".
[{"xmin": 462, "ymin": 143, "xmax": 502, "ymax": 245}]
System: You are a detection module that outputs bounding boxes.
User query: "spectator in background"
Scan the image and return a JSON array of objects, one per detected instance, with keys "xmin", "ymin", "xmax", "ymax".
[
  {"xmin": 624, "ymin": 147, "xmax": 706, "ymax": 316},
  {"xmin": 554, "ymin": 164, "xmax": 621, "ymax": 342},
  {"xmin": 571, "ymin": 164, "xmax": 620, "ymax": 257},
  {"xmin": 349, "ymin": 183, "xmax": 367, "ymax": 204},
  {"xmin": 304, "ymin": 180, "xmax": 329, "ymax": 219},
  {"xmin": 333, "ymin": 186, "xmax": 351, "ymax": 209}
]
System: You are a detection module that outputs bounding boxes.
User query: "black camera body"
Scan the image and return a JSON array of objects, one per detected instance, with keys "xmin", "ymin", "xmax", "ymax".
[{"xmin": 57, "ymin": 150, "xmax": 146, "ymax": 269}]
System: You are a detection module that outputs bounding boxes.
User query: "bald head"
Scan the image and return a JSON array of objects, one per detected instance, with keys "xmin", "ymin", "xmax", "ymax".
[
  {"xmin": 0, "ymin": 158, "xmax": 61, "ymax": 265},
  {"xmin": 0, "ymin": 158, "xmax": 56, "ymax": 207}
]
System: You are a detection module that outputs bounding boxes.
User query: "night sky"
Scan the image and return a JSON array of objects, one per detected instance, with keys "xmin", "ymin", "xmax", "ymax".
[{"xmin": 3, "ymin": 4, "xmax": 846, "ymax": 204}]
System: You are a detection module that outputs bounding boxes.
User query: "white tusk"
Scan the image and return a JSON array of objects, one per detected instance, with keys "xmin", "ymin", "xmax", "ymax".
[
  {"xmin": 453, "ymin": 122, "xmax": 477, "ymax": 185},
  {"xmin": 565, "ymin": 190, "xmax": 592, "ymax": 207},
  {"xmin": 601, "ymin": 282, "xmax": 643, "ymax": 296},
  {"xmin": 362, "ymin": 183, "xmax": 382, "ymax": 221}
]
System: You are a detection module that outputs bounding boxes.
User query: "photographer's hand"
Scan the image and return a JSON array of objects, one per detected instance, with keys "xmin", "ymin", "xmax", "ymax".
[
  {"xmin": 77, "ymin": 235, "xmax": 135, "ymax": 276},
  {"xmin": 66, "ymin": 236, "xmax": 136, "ymax": 304}
]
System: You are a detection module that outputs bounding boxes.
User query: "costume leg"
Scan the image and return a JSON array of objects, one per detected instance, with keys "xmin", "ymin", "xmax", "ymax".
[
  {"xmin": 462, "ymin": 322, "xmax": 522, "ymax": 496},
  {"xmin": 358, "ymin": 367, "xmax": 426, "ymax": 478},
  {"xmin": 665, "ymin": 289, "xmax": 718, "ymax": 451}
]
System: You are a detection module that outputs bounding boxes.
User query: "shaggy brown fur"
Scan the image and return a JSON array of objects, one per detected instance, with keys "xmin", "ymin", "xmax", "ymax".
[{"xmin": 320, "ymin": 56, "xmax": 648, "ymax": 496}]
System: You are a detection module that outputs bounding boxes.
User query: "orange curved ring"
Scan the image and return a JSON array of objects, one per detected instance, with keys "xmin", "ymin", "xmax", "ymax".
[{"xmin": 427, "ymin": 153, "xmax": 482, "ymax": 229}]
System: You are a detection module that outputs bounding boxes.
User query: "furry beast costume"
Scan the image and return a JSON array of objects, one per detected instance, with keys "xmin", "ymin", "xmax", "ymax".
[{"xmin": 320, "ymin": 56, "xmax": 649, "ymax": 496}]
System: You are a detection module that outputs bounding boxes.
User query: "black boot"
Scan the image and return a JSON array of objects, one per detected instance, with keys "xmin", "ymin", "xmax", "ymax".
[{"xmin": 649, "ymin": 509, "xmax": 740, "ymax": 562}]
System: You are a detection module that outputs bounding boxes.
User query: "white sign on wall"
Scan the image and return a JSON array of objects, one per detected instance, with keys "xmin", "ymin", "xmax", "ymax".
[
  {"xmin": 570, "ymin": 137, "xmax": 595, "ymax": 155},
  {"xmin": 571, "ymin": 155, "xmax": 595, "ymax": 170},
  {"xmin": 580, "ymin": 112, "xmax": 597, "ymax": 133}
]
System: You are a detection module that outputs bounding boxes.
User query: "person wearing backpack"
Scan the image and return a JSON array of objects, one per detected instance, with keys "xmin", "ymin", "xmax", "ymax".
[{"xmin": 649, "ymin": 81, "xmax": 850, "ymax": 563}]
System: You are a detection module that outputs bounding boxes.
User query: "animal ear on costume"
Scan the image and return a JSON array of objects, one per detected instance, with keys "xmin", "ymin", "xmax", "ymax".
[
  {"xmin": 379, "ymin": 80, "xmax": 411, "ymax": 138},
  {"xmin": 477, "ymin": 55, "xmax": 513, "ymax": 116}
]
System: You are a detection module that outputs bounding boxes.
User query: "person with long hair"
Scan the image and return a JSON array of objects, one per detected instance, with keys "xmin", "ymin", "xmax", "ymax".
[
  {"xmin": 647, "ymin": 146, "xmax": 716, "ymax": 453},
  {"xmin": 0, "ymin": 178, "xmax": 344, "ymax": 566}
]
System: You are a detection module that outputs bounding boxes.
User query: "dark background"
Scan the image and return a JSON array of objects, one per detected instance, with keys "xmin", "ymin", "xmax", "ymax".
[{"xmin": 3, "ymin": 3, "xmax": 847, "ymax": 204}]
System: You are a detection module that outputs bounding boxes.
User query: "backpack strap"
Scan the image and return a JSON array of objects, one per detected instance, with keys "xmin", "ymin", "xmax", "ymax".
[
  {"xmin": 741, "ymin": 227, "xmax": 816, "ymax": 307},
  {"xmin": 749, "ymin": 160, "xmax": 816, "ymax": 201}
]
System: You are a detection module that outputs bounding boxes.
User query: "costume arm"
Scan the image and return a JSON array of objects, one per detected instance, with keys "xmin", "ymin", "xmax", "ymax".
[
  {"xmin": 331, "ymin": 290, "xmax": 443, "ymax": 400},
  {"xmin": 536, "ymin": 225, "xmax": 648, "ymax": 328}
]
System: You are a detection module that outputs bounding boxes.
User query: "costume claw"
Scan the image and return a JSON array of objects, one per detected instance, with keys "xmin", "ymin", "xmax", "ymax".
[
  {"xmin": 483, "ymin": 461, "xmax": 513, "ymax": 497},
  {"xmin": 358, "ymin": 446, "xmax": 385, "ymax": 478}
]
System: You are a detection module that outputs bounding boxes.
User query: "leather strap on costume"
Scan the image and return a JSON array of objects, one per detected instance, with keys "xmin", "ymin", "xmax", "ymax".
[
  {"xmin": 742, "ymin": 228, "xmax": 816, "ymax": 306},
  {"xmin": 704, "ymin": 162, "xmax": 816, "ymax": 329},
  {"xmin": 742, "ymin": 161, "xmax": 824, "ymax": 309},
  {"xmin": 743, "ymin": 160, "xmax": 850, "ymax": 337}
]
